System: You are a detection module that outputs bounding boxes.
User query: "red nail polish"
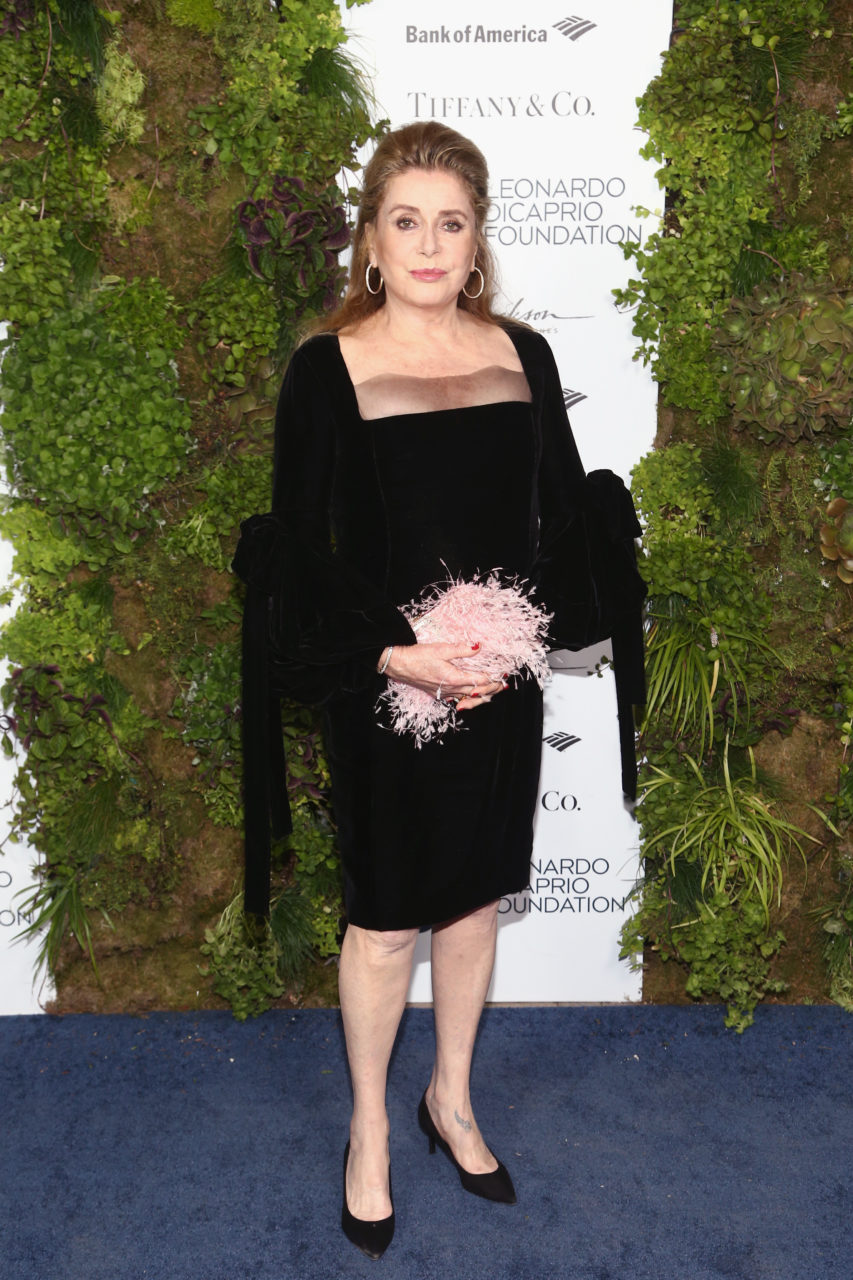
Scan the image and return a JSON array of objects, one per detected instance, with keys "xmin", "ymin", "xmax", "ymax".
[{"xmin": 471, "ymin": 642, "xmax": 480, "ymax": 650}]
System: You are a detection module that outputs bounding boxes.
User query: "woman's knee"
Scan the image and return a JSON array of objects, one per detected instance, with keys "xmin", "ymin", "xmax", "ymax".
[
  {"xmin": 434, "ymin": 899, "xmax": 499, "ymax": 937},
  {"xmin": 347, "ymin": 923, "xmax": 419, "ymax": 962}
]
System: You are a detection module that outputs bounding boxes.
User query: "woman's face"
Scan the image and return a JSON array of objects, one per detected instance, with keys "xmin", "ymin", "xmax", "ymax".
[{"xmin": 366, "ymin": 168, "xmax": 478, "ymax": 313}]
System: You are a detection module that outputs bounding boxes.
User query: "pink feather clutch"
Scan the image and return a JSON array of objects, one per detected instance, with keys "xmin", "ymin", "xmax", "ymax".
[{"xmin": 378, "ymin": 572, "xmax": 553, "ymax": 746}]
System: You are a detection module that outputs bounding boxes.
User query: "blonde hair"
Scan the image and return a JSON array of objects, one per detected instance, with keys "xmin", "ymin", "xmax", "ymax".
[{"xmin": 307, "ymin": 121, "xmax": 501, "ymax": 335}]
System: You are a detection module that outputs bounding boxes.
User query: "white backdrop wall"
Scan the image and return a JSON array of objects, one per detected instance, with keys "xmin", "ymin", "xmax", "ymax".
[
  {"xmin": 340, "ymin": 0, "xmax": 673, "ymax": 1002},
  {"xmin": 0, "ymin": 533, "xmax": 52, "ymax": 1013},
  {"xmin": 1, "ymin": 291, "xmax": 52, "ymax": 1011}
]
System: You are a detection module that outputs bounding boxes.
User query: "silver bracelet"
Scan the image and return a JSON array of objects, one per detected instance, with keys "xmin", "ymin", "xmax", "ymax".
[{"xmin": 377, "ymin": 645, "xmax": 393, "ymax": 675}]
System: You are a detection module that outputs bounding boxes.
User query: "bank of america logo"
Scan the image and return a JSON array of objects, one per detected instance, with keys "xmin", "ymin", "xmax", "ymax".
[
  {"xmin": 543, "ymin": 730, "xmax": 581, "ymax": 751},
  {"xmin": 563, "ymin": 387, "xmax": 587, "ymax": 410},
  {"xmin": 554, "ymin": 16, "xmax": 597, "ymax": 41}
]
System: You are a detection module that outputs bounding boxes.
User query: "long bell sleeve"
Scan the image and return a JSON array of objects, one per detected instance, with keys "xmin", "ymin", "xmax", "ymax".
[
  {"xmin": 253, "ymin": 340, "xmax": 418, "ymax": 686},
  {"xmin": 521, "ymin": 327, "xmax": 646, "ymax": 799},
  {"xmin": 235, "ymin": 338, "xmax": 416, "ymax": 916}
]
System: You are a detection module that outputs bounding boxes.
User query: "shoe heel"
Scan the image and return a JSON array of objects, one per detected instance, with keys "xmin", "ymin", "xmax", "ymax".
[
  {"xmin": 418, "ymin": 1090, "xmax": 438, "ymax": 1154},
  {"xmin": 416, "ymin": 1089, "xmax": 517, "ymax": 1205}
]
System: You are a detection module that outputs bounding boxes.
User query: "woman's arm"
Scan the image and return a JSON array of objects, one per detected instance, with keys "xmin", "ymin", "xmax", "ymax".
[
  {"xmin": 266, "ymin": 340, "xmax": 418, "ymax": 690},
  {"xmin": 531, "ymin": 331, "xmax": 586, "ymax": 559}
]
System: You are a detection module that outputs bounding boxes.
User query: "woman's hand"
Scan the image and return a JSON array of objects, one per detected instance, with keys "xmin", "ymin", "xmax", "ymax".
[{"xmin": 379, "ymin": 643, "xmax": 506, "ymax": 711}]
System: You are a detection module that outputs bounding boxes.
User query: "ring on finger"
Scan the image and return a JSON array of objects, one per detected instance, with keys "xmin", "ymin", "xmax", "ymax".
[{"xmin": 435, "ymin": 684, "xmax": 443, "ymax": 702}]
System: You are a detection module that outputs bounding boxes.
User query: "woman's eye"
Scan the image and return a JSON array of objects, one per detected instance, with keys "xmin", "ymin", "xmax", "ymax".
[
  {"xmin": 395, "ymin": 217, "xmax": 415, "ymax": 229},
  {"xmin": 443, "ymin": 220, "xmax": 464, "ymax": 232}
]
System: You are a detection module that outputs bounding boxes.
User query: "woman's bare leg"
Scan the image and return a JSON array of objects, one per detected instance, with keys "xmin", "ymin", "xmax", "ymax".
[
  {"xmin": 338, "ymin": 922, "xmax": 419, "ymax": 1219},
  {"xmin": 425, "ymin": 899, "xmax": 500, "ymax": 1173}
]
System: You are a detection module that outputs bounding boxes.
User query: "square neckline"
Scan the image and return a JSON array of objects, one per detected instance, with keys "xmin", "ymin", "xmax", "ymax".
[{"xmin": 330, "ymin": 329, "xmax": 533, "ymax": 424}]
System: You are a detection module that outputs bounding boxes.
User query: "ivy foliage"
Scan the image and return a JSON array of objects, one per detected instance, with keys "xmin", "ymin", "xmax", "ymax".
[
  {"xmin": 0, "ymin": 300, "xmax": 190, "ymax": 561},
  {"xmin": 164, "ymin": 454, "xmax": 272, "ymax": 570},
  {"xmin": 615, "ymin": 4, "xmax": 832, "ymax": 420},
  {"xmin": 189, "ymin": 275, "xmax": 281, "ymax": 393},
  {"xmin": 188, "ymin": 0, "xmax": 376, "ymax": 181},
  {"xmin": 0, "ymin": 0, "xmax": 380, "ymax": 1014}
]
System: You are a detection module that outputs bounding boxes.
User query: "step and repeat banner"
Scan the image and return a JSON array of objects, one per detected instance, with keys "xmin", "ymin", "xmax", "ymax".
[
  {"xmin": 340, "ymin": 0, "xmax": 673, "ymax": 1001},
  {"xmin": 0, "ymin": 814, "xmax": 49, "ymax": 1014}
]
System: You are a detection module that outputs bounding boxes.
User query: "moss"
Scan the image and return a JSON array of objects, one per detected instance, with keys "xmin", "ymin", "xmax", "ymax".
[
  {"xmin": 297, "ymin": 957, "xmax": 341, "ymax": 1008},
  {"xmin": 118, "ymin": 535, "xmax": 230, "ymax": 660},
  {"xmin": 49, "ymin": 935, "xmax": 228, "ymax": 1014},
  {"xmin": 105, "ymin": 176, "xmax": 153, "ymax": 234},
  {"xmin": 103, "ymin": 646, "xmax": 178, "ymax": 719},
  {"xmin": 142, "ymin": 728, "xmax": 198, "ymax": 786}
]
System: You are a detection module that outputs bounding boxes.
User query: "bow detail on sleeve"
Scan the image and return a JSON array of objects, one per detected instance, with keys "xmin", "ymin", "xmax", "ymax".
[
  {"xmin": 533, "ymin": 469, "xmax": 647, "ymax": 801},
  {"xmin": 233, "ymin": 511, "xmax": 417, "ymax": 917}
]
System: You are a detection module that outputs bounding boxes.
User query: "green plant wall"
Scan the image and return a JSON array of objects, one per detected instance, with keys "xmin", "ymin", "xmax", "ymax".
[
  {"xmin": 618, "ymin": 0, "xmax": 853, "ymax": 1028},
  {"xmin": 0, "ymin": 0, "xmax": 379, "ymax": 1012},
  {"xmin": 4, "ymin": 0, "xmax": 853, "ymax": 1026}
]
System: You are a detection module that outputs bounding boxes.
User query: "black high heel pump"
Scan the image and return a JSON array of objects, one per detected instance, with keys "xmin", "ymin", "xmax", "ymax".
[
  {"xmin": 417, "ymin": 1091, "xmax": 517, "ymax": 1205},
  {"xmin": 341, "ymin": 1141, "xmax": 395, "ymax": 1260}
]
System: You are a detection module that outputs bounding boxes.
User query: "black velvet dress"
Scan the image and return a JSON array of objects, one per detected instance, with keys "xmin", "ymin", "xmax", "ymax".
[{"xmin": 269, "ymin": 323, "xmax": 587, "ymax": 931}]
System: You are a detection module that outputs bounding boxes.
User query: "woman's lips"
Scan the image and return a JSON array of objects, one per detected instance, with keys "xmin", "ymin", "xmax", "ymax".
[{"xmin": 410, "ymin": 269, "xmax": 447, "ymax": 281}]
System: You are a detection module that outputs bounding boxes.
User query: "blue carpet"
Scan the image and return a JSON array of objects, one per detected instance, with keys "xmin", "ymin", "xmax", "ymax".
[{"xmin": 2, "ymin": 1005, "xmax": 851, "ymax": 1279}]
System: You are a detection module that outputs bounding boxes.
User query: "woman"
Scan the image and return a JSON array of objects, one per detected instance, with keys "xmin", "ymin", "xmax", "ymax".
[{"xmin": 269, "ymin": 121, "xmax": 587, "ymax": 1259}]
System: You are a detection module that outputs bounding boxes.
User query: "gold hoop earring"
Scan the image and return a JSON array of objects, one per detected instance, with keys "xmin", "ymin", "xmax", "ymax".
[
  {"xmin": 365, "ymin": 263, "xmax": 384, "ymax": 296},
  {"xmin": 462, "ymin": 266, "xmax": 484, "ymax": 300}
]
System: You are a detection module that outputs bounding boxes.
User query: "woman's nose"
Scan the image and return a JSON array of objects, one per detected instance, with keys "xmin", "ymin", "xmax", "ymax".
[{"xmin": 419, "ymin": 224, "xmax": 439, "ymax": 256}]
